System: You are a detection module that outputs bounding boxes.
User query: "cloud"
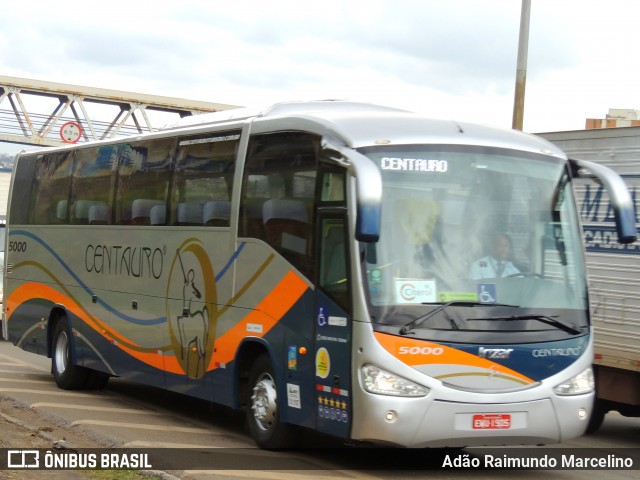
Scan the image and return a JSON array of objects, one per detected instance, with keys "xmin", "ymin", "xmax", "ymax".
[
  {"xmin": 1, "ymin": 0, "xmax": 639, "ymax": 142},
  {"xmin": 1, "ymin": 1, "xmax": 568, "ymax": 98}
]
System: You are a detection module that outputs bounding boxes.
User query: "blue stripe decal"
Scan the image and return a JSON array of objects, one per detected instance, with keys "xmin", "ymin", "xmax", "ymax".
[
  {"xmin": 444, "ymin": 336, "xmax": 590, "ymax": 381},
  {"xmin": 215, "ymin": 242, "xmax": 244, "ymax": 282}
]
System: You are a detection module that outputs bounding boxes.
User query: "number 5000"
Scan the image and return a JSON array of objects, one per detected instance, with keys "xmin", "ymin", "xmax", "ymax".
[{"xmin": 9, "ymin": 241, "xmax": 27, "ymax": 252}]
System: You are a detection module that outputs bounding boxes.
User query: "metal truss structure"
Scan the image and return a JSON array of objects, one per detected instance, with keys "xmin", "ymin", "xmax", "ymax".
[{"xmin": 0, "ymin": 75, "xmax": 238, "ymax": 148}]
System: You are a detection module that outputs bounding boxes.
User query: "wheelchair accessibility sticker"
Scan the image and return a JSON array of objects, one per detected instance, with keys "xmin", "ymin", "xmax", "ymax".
[{"xmin": 477, "ymin": 283, "xmax": 497, "ymax": 304}]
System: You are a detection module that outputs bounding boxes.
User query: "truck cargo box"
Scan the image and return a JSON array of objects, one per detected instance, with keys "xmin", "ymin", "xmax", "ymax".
[{"xmin": 540, "ymin": 127, "xmax": 640, "ymax": 430}]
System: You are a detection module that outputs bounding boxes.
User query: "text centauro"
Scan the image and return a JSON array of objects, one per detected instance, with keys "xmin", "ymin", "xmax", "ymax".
[{"xmin": 85, "ymin": 244, "xmax": 165, "ymax": 279}]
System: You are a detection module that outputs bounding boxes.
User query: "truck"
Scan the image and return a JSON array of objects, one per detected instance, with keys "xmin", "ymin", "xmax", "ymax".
[{"xmin": 539, "ymin": 127, "xmax": 640, "ymax": 432}]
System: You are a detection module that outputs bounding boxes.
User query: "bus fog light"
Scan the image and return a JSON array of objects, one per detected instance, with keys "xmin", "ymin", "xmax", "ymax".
[
  {"xmin": 385, "ymin": 410, "xmax": 397, "ymax": 423},
  {"xmin": 361, "ymin": 364, "xmax": 429, "ymax": 397},
  {"xmin": 577, "ymin": 408, "xmax": 587, "ymax": 420},
  {"xmin": 553, "ymin": 367, "xmax": 594, "ymax": 396}
]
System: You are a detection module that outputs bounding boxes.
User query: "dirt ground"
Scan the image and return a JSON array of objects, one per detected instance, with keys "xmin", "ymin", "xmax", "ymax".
[{"xmin": 0, "ymin": 398, "xmax": 168, "ymax": 480}]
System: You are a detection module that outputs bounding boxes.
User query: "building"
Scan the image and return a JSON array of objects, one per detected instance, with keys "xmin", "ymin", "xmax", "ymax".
[{"xmin": 586, "ymin": 108, "xmax": 640, "ymax": 129}]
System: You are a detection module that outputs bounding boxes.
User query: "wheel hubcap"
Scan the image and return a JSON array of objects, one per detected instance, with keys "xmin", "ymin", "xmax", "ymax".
[
  {"xmin": 251, "ymin": 373, "xmax": 277, "ymax": 430},
  {"xmin": 54, "ymin": 331, "xmax": 68, "ymax": 375}
]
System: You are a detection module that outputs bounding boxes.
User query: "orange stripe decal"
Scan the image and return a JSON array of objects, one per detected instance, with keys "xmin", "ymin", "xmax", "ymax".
[
  {"xmin": 117, "ymin": 343, "xmax": 182, "ymax": 374},
  {"xmin": 7, "ymin": 268, "xmax": 308, "ymax": 377},
  {"xmin": 374, "ymin": 331, "xmax": 534, "ymax": 384},
  {"xmin": 7, "ymin": 282, "xmax": 111, "ymax": 337},
  {"xmin": 6, "ymin": 282, "xmax": 184, "ymax": 374},
  {"xmin": 210, "ymin": 270, "xmax": 309, "ymax": 369}
]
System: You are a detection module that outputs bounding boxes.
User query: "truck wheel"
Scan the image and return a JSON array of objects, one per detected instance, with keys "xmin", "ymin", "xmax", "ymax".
[
  {"xmin": 52, "ymin": 315, "xmax": 89, "ymax": 390},
  {"xmin": 246, "ymin": 355, "xmax": 296, "ymax": 449}
]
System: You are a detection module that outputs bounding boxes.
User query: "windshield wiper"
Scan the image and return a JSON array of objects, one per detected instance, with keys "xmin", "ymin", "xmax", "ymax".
[
  {"xmin": 399, "ymin": 301, "xmax": 518, "ymax": 335},
  {"xmin": 468, "ymin": 314, "xmax": 582, "ymax": 335}
]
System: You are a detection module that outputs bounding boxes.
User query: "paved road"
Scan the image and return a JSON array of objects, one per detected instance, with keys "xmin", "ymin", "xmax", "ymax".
[{"xmin": 0, "ymin": 340, "xmax": 638, "ymax": 479}]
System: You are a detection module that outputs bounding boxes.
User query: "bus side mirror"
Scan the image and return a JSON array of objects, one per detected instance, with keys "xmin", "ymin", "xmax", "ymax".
[
  {"xmin": 355, "ymin": 201, "xmax": 381, "ymax": 243},
  {"xmin": 570, "ymin": 158, "xmax": 637, "ymax": 244},
  {"xmin": 321, "ymin": 135, "xmax": 382, "ymax": 242}
]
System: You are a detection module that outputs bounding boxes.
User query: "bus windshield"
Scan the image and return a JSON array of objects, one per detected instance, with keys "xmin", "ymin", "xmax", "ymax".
[{"xmin": 360, "ymin": 145, "xmax": 588, "ymax": 336}]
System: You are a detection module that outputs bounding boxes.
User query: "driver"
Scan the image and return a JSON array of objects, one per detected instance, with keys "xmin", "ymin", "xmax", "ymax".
[{"xmin": 471, "ymin": 232, "xmax": 519, "ymax": 280}]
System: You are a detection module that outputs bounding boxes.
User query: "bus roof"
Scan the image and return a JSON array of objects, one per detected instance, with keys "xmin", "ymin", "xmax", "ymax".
[
  {"xmin": 169, "ymin": 100, "xmax": 566, "ymax": 159},
  {"xmin": 16, "ymin": 100, "xmax": 566, "ymax": 160}
]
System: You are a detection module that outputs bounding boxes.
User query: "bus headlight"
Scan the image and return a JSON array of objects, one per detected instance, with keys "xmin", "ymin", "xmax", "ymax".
[
  {"xmin": 361, "ymin": 364, "xmax": 429, "ymax": 397},
  {"xmin": 553, "ymin": 367, "xmax": 594, "ymax": 396}
]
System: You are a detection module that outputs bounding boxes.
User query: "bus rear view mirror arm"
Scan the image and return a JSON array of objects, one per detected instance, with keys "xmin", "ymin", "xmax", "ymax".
[
  {"xmin": 321, "ymin": 135, "xmax": 382, "ymax": 242},
  {"xmin": 569, "ymin": 158, "xmax": 638, "ymax": 244}
]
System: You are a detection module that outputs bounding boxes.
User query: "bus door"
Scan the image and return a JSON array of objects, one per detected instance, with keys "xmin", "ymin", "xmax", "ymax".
[{"xmin": 313, "ymin": 211, "xmax": 352, "ymax": 438}]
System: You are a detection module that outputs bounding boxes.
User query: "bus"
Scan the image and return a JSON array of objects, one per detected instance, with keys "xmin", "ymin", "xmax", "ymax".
[{"xmin": 3, "ymin": 101, "xmax": 637, "ymax": 449}]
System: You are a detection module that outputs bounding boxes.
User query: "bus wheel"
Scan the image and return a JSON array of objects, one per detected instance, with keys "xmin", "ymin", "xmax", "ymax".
[
  {"xmin": 52, "ymin": 315, "xmax": 89, "ymax": 390},
  {"xmin": 247, "ymin": 355, "xmax": 295, "ymax": 449},
  {"xmin": 585, "ymin": 400, "xmax": 607, "ymax": 434}
]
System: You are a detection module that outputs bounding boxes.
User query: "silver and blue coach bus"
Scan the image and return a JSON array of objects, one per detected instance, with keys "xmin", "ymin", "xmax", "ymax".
[{"xmin": 3, "ymin": 101, "xmax": 636, "ymax": 448}]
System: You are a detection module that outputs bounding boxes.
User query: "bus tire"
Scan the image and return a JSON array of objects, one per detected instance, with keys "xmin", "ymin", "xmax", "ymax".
[
  {"xmin": 246, "ymin": 354, "xmax": 296, "ymax": 449},
  {"xmin": 585, "ymin": 400, "xmax": 607, "ymax": 434},
  {"xmin": 52, "ymin": 315, "xmax": 89, "ymax": 390}
]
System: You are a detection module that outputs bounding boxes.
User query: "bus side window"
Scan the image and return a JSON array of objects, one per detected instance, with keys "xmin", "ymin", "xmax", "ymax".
[
  {"xmin": 116, "ymin": 140, "xmax": 174, "ymax": 226},
  {"xmin": 319, "ymin": 218, "xmax": 351, "ymax": 312},
  {"xmin": 28, "ymin": 152, "xmax": 74, "ymax": 225},
  {"xmin": 171, "ymin": 131, "xmax": 239, "ymax": 227},
  {"xmin": 203, "ymin": 201, "xmax": 230, "ymax": 226},
  {"xmin": 240, "ymin": 132, "xmax": 319, "ymax": 279},
  {"xmin": 69, "ymin": 145, "xmax": 117, "ymax": 225},
  {"xmin": 10, "ymin": 154, "xmax": 37, "ymax": 225},
  {"xmin": 263, "ymin": 198, "xmax": 310, "ymax": 256}
]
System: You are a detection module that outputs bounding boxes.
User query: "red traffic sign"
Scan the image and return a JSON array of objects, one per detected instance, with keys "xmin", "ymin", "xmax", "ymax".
[{"xmin": 60, "ymin": 121, "xmax": 82, "ymax": 143}]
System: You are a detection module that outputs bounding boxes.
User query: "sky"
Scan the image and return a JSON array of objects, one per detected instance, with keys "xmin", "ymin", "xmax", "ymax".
[{"xmin": 2, "ymin": 0, "xmax": 640, "ymax": 154}]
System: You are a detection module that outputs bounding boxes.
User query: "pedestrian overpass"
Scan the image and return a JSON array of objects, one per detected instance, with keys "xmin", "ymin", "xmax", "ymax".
[{"xmin": 0, "ymin": 75, "xmax": 238, "ymax": 148}]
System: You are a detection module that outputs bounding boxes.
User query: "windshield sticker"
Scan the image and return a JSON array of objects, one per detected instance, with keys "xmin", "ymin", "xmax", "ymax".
[
  {"xmin": 369, "ymin": 269, "xmax": 382, "ymax": 285},
  {"xmin": 394, "ymin": 278, "xmax": 437, "ymax": 304},
  {"xmin": 477, "ymin": 284, "xmax": 497, "ymax": 304},
  {"xmin": 381, "ymin": 157, "xmax": 448, "ymax": 173}
]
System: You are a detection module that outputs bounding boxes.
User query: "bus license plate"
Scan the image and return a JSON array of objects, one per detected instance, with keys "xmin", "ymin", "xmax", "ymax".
[{"xmin": 472, "ymin": 414, "xmax": 511, "ymax": 429}]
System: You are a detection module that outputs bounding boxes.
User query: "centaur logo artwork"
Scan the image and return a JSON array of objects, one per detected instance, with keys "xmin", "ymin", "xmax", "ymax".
[{"xmin": 166, "ymin": 239, "xmax": 218, "ymax": 379}]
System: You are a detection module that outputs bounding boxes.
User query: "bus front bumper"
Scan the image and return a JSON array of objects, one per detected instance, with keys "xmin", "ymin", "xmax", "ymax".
[{"xmin": 350, "ymin": 393, "xmax": 593, "ymax": 448}]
